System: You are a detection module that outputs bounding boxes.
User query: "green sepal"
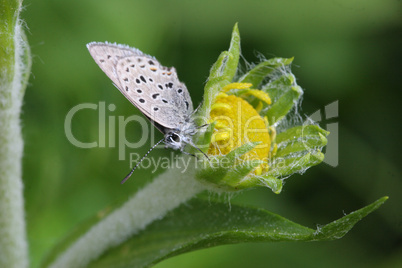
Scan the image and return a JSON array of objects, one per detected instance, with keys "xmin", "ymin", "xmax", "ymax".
[
  {"xmin": 263, "ymin": 73, "xmax": 296, "ymax": 101},
  {"xmin": 268, "ymin": 150, "xmax": 324, "ymax": 177},
  {"xmin": 196, "ymin": 24, "xmax": 241, "ymax": 126},
  {"xmin": 208, "ymin": 51, "xmax": 229, "ymax": 80},
  {"xmin": 276, "ymin": 124, "xmax": 329, "ymax": 143},
  {"xmin": 202, "ymin": 23, "xmax": 240, "ymax": 99},
  {"xmin": 196, "ymin": 77, "xmax": 229, "ymax": 127},
  {"xmin": 275, "ymin": 125, "xmax": 329, "ymax": 158},
  {"xmin": 265, "ymin": 85, "xmax": 303, "ymax": 124},
  {"xmin": 239, "ymin": 57, "xmax": 294, "ymax": 88},
  {"xmin": 205, "ymin": 23, "xmax": 240, "ymax": 82},
  {"xmin": 194, "ymin": 121, "xmax": 216, "ymax": 154},
  {"xmin": 223, "ymin": 23, "xmax": 240, "ymax": 82},
  {"xmin": 221, "ymin": 159, "xmax": 264, "ymax": 189},
  {"xmin": 225, "ymin": 141, "xmax": 261, "ymax": 164},
  {"xmin": 196, "ymin": 142, "xmax": 259, "ymax": 189},
  {"xmin": 258, "ymin": 175, "xmax": 283, "ymax": 194},
  {"xmin": 223, "ymin": 167, "xmax": 283, "ymax": 192}
]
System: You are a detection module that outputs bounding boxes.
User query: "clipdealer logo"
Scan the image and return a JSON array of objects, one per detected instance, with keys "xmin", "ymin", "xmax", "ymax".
[{"xmin": 64, "ymin": 101, "xmax": 339, "ymax": 168}]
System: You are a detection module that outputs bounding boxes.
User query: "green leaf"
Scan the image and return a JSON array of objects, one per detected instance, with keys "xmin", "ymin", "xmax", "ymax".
[
  {"xmin": 239, "ymin": 57, "xmax": 294, "ymax": 88},
  {"xmin": 312, "ymin": 196, "xmax": 389, "ymax": 240},
  {"xmin": 79, "ymin": 196, "xmax": 387, "ymax": 267}
]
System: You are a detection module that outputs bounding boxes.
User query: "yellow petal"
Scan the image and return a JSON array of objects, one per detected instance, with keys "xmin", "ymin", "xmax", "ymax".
[
  {"xmin": 244, "ymin": 89, "xmax": 272, "ymax": 104},
  {"xmin": 222, "ymin": 82, "xmax": 252, "ymax": 93}
]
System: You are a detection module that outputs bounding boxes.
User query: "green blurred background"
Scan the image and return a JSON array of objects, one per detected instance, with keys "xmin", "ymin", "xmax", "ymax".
[{"xmin": 21, "ymin": 0, "xmax": 401, "ymax": 267}]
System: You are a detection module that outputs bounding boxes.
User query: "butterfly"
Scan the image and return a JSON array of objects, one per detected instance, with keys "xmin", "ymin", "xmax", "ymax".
[{"xmin": 87, "ymin": 42, "xmax": 207, "ymax": 183}]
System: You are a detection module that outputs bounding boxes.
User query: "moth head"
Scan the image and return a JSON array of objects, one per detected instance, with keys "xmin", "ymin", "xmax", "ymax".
[{"xmin": 164, "ymin": 131, "xmax": 185, "ymax": 150}]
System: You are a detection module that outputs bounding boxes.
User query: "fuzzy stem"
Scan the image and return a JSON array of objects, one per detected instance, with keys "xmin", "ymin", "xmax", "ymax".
[
  {"xmin": 48, "ymin": 158, "xmax": 207, "ymax": 268},
  {"xmin": 0, "ymin": 0, "xmax": 30, "ymax": 267}
]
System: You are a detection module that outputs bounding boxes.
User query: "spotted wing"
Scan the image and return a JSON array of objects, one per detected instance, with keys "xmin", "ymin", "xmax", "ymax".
[{"xmin": 87, "ymin": 42, "xmax": 193, "ymax": 130}]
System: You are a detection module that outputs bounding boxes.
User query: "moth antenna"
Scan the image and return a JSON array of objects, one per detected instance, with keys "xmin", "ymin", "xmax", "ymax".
[
  {"xmin": 181, "ymin": 151, "xmax": 196, "ymax": 158},
  {"xmin": 121, "ymin": 138, "xmax": 164, "ymax": 184}
]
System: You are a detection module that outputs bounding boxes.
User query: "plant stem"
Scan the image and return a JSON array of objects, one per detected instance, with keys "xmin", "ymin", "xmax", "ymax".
[
  {"xmin": 48, "ymin": 159, "xmax": 207, "ymax": 268},
  {"xmin": 0, "ymin": 0, "xmax": 30, "ymax": 267}
]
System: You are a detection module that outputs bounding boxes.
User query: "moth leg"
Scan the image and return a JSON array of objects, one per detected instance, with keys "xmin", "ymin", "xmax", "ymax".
[
  {"xmin": 181, "ymin": 150, "xmax": 197, "ymax": 159},
  {"xmin": 197, "ymin": 124, "xmax": 209, "ymax": 129}
]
